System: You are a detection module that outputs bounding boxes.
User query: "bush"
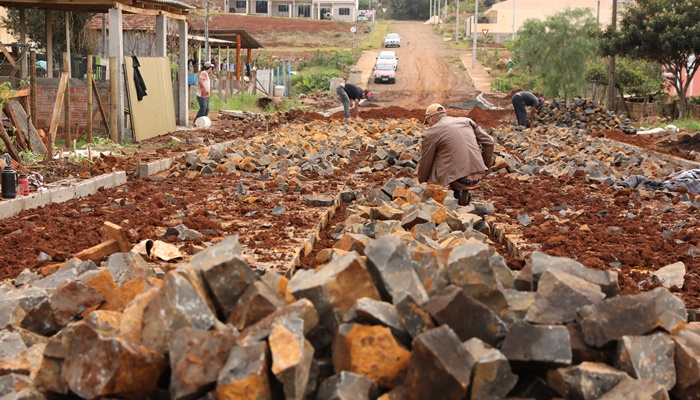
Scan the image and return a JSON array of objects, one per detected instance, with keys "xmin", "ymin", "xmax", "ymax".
[{"xmin": 292, "ymin": 71, "xmax": 338, "ymax": 95}]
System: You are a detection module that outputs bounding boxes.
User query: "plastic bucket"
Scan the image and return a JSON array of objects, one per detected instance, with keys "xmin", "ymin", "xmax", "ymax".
[
  {"xmin": 274, "ymin": 85, "xmax": 285, "ymax": 97},
  {"xmin": 195, "ymin": 116, "xmax": 211, "ymax": 129}
]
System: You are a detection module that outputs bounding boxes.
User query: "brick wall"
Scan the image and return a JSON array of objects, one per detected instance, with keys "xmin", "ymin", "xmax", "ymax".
[{"xmin": 36, "ymin": 78, "xmax": 111, "ymax": 137}]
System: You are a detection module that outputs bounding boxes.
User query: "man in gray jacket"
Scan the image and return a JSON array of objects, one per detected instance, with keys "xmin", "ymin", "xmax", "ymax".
[{"xmin": 418, "ymin": 104, "xmax": 494, "ymax": 206}]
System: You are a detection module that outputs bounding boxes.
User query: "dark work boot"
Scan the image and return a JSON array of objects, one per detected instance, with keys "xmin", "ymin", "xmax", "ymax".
[
  {"xmin": 453, "ymin": 189, "xmax": 462, "ymax": 202},
  {"xmin": 458, "ymin": 190, "xmax": 471, "ymax": 206}
]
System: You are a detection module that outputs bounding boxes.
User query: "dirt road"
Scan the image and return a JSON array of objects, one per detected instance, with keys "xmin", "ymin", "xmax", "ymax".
[{"xmin": 366, "ymin": 21, "xmax": 476, "ymax": 108}]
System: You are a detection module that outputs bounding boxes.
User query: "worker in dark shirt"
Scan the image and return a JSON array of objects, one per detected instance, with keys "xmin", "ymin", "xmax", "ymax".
[
  {"xmin": 512, "ymin": 90, "xmax": 544, "ymax": 127},
  {"xmin": 335, "ymin": 82, "xmax": 371, "ymax": 119}
]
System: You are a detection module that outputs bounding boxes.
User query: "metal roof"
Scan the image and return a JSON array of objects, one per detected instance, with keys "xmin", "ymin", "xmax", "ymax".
[{"xmin": 188, "ymin": 29, "xmax": 264, "ymax": 50}]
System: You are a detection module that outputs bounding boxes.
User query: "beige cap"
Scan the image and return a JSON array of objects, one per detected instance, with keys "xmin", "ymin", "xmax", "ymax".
[{"xmin": 424, "ymin": 103, "xmax": 445, "ymax": 117}]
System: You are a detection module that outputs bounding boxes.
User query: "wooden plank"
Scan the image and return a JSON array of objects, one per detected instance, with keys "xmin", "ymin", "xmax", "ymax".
[
  {"xmin": 63, "ymin": 49, "xmax": 70, "ymax": 147},
  {"xmin": 114, "ymin": 3, "xmax": 188, "ymax": 20},
  {"xmin": 0, "ymin": 123, "xmax": 21, "ymax": 163},
  {"xmin": 1, "ymin": 88, "xmax": 29, "ymax": 100},
  {"xmin": 74, "ymin": 239, "xmax": 120, "ymax": 263},
  {"xmin": 47, "ymin": 71, "xmax": 69, "ymax": 158},
  {"xmin": 30, "ymin": 50, "xmax": 36, "ymax": 128},
  {"xmin": 4, "ymin": 102, "xmax": 28, "ymax": 150},
  {"xmin": 6, "ymin": 100, "xmax": 47, "ymax": 155},
  {"xmin": 92, "ymin": 84, "xmax": 110, "ymax": 136},
  {"xmin": 109, "ymin": 57, "xmax": 118, "ymax": 143},
  {"xmin": 86, "ymin": 55, "xmax": 93, "ymax": 143},
  {"xmin": 0, "ymin": 40, "xmax": 16, "ymax": 67},
  {"xmin": 103, "ymin": 221, "xmax": 130, "ymax": 252}
]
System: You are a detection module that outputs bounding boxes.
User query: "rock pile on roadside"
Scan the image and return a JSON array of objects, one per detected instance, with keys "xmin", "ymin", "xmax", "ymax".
[
  {"xmin": 536, "ymin": 98, "xmax": 636, "ymax": 134},
  {"xmin": 1, "ymin": 178, "xmax": 698, "ymax": 399},
  {"xmin": 492, "ymin": 123, "xmax": 692, "ymax": 183},
  {"xmin": 165, "ymin": 119, "xmax": 424, "ymax": 179}
]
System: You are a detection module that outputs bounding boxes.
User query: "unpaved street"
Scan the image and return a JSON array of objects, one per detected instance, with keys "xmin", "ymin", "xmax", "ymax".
[{"xmin": 366, "ymin": 21, "xmax": 475, "ymax": 108}]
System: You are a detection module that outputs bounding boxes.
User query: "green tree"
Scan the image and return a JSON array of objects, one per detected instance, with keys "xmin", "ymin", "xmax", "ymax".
[
  {"xmin": 513, "ymin": 8, "xmax": 599, "ymax": 99},
  {"xmin": 599, "ymin": 0, "xmax": 700, "ymax": 119},
  {"xmin": 1, "ymin": 9, "xmax": 96, "ymax": 64},
  {"xmin": 390, "ymin": 0, "xmax": 430, "ymax": 20}
]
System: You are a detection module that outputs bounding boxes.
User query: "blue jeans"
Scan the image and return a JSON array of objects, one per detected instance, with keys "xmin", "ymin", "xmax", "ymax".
[
  {"xmin": 336, "ymin": 85, "xmax": 351, "ymax": 118},
  {"xmin": 195, "ymin": 96, "xmax": 210, "ymax": 121}
]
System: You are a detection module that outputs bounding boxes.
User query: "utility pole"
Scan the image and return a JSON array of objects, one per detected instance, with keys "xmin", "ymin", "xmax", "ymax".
[
  {"xmin": 205, "ymin": 0, "xmax": 211, "ymax": 62},
  {"xmin": 512, "ymin": 0, "xmax": 516, "ymax": 39},
  {"xmin": 455, "ymin": 0, "xmax": 459, "ymax": 43},
  {"xmin": 596, "ymin": 0, "xmax": 600, "ymax": 25},
  {"xmin": 472, "ymin": 0, "xmax": 478, "ymax": 68},
  {"xmin": 606, "ymin": 0, "xmax": 617, "ymax": 111},
  {"xmin": 430, "ymin": 0, "xmax": 433, "ymax": 19}
]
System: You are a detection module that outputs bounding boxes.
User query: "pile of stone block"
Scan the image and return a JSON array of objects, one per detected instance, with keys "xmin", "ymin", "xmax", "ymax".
[
  {"xmin": 164, "ymin": 119, "xmax": 424, "ymax": 179},
  {"xmin": 1, "ymin": 178, "xmax": 697, "ymax": 399},
  {"xmin": 536, "ymin": 98, "xmax": 636, "ymax": 134},
  {"xmin": 491, "ymin": 123, "xmax": 691, "ymax": 183}
]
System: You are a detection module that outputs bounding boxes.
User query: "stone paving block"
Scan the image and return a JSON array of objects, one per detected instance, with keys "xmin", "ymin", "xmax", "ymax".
[
  {"xmin": 270, "ymin": 317, "xmax": 315, "ymax": 400},
  {"xmin": 238, "ymin": 299, "xmax": 319, "ymax": 344},
  {"xmin": 189, "ymin": 235, "xmax": 259, "ymax": 318},
  {"xmin": 364, "ymin": 235, "xmax": 428, "ymax": 305},
  {"xmin": 169, "ymin": 327, "xmax": 236, "ymax": 400},
  {"xmin": 463, "ymin": 337, "xmax": 517, "ymax": 400},
  {"xmin": 403, "ymin": 325, "xmax": 474, "ymax": 400},
  {"xmin": 577, "ymin": 287, "xmax": 687, "ymax": 347},
  {"xmin": 425, "ymin": 285, "xmax": 507, "ymax": 347},
  {"xmin": 526, "ymin": 269, "xmax": 605, "ymax": 325},
  {"xmin": 597, "ymin": 375, "xmax": 669, "ymax": 400},
  {"xmin": 410, "ymin": 249, "xmax": 450, "ymax": 296},
  {"xmin": 288, "ymin": 252, "xmax": 380, "ymax": 331},
  {"xmin": 671, "ymin": 325, "xmax": 700, "ymax": 397},
  {"xmin": 615, "ymin": 332, "xmax": 676, "ymax": 390},
  {"xmin": 216, "ymin": 341, "xmax": 271, "ymax": 400},
  {"xmin": 343, "ymin": 297, "xmax": 409, "ymax": 345},
  {"xmin": 332, "ymin": 323, "xmax": 410, "ymax": 389},
  {"xmin": 652, "ymin": 261, "xmax": 685, "ymax": 289},
  {"xmin": 315, "ymin": 371, "xmax": 379, "ymax": 400},
  {"xmin": 547, "ymin": 361, "xmax": 627, "ymax": 400},
  {"xmin": 501, "ymin": 289, "xmax": 535, "ymax": 327},
  {"xmin": 62, "ymin": 322, "xmax": 165, "ymax": 399},
  {"xmin": 500, "ymin": 321, "xmax": 572, "ymax": 367},
  {"xmin": 517, "ymin": 251, "xmax": 618, "ymax": 297},
  {"xmin": 567, "ymin": 322, "xmax": 609, "ymax": 365},
  {"xmin": 394, "ymin": 292, "xmax": 435, "ymax": 339},
  {"xmin": 228, "ymin": 280, "xmax": 287, "ymax": 331},
  {"xmin": 141, "ymin": 269, "xmax": 217, "ymax": 354},
  {"xmin": 446, "ymin": 243, "xmax": 508, "ymax": 313},
  {"xmin": 105, "ymin": 252, "xmax": 150, "ymax": 286}
]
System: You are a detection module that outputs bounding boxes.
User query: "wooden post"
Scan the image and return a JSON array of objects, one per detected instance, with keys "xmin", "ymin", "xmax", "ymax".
[
  {"xmin": 92, "ymin": 84, "xmax": 109, "ymax": 138},
  {"xmin": 46, "ymin": 11, "xmax": 52, "ymax": 78},
  {"xmin": 19, "ymin": 8, "xmax": 27, "ymax": 79},
  {"xmin": 47, "ymin": 72, "xmax": 69, "ymax": 160},
  {"xmin": 30, "ymin": 50, "xmax": 37, "ymax": 128},
  {"xmin": 62, "ymin": 52, "xmax": 70, "ymax": 147},
  {"xmin": 86, "ymin": 55, "xmax": 93, "ymax": 143},
  {"xmin": 109, "ymin": 57, "xmax": 118, "ymax": 143},
  {"xmin": 236, "ymin": 35, "xmax": 242, "ymax": 90}
]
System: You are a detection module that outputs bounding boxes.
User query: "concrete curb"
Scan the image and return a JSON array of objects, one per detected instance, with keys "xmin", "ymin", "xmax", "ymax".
[
  {"xmin": 0, "ymin": 171, "xmax": 127, "ymax": 221},
  {"xmin": 138, "ymin": 140, "xmax": 238, "ymax": 178}
]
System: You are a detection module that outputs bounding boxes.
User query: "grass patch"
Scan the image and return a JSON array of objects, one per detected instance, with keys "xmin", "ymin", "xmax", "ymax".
[
  {"xmin": 193, "ymin": 92, "xmax": 305, "ymax": 113},
  {"xmin": 640, "ymin": 118, "xmax": 700, "ymax": 132}
]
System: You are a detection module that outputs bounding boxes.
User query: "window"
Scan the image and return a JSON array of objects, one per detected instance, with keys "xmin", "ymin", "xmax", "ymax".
[
  {"xmin": 339, "ymin": 8, "xmax": 350, "ymax": 15},
  {"xmin": 235, "ymin": 1, "xmax": 246, "ymax": 8},
  {"xmin": 279, "ymin": 4, "xmax": 288, "ymax": 12},
  {"xmin": 256, "ymin": 0, "xmax": 267, "ymax": 13}
]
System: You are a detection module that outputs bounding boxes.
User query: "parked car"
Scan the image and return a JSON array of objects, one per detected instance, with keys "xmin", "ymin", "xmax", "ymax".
[
  {"xmin": 376, "ymin": 51, "xmax": 398, "ymax": 70},
  {"xmin": 373, "ymin": 63, "xmax": 396, "ymax": 84},
  {"xmin": 384, "ymin": 33, "xmax": 401, "ymax": 48}
]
